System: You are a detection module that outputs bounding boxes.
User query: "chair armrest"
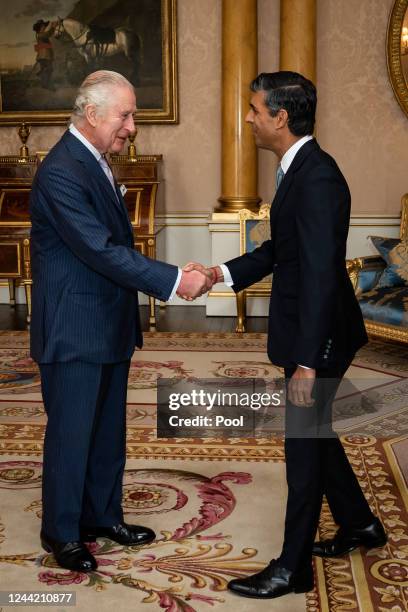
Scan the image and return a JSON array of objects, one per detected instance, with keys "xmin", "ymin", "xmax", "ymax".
[{"xmin": 347, "ymin": 256, "xmax": 385, "ymax": 294}]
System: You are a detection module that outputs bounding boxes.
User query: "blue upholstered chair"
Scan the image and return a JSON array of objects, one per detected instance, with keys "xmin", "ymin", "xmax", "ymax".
[{"xmin": 348, "ymin": 194, "xmax": 408, "ymax": 344}]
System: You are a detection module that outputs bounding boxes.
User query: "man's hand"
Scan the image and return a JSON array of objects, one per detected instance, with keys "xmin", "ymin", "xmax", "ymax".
[
  {"xmin": 288, "ymin": 366, "xmax": 316, "ymax": 407},
  {"xmin": 176, "ymin": 268, "xmax": 213, "ymax": 301},
  {"xmin": 183, "ymin": 262, "xmax": 224, "ymax": 284}
]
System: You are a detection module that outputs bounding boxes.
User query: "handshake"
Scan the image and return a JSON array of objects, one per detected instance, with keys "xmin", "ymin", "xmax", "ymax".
[{"xmin": 176, "ymin": 262, "xmax": 224, "ymax": 301}]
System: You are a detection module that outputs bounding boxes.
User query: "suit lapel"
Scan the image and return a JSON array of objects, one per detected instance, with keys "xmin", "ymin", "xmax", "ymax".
[
  {"xmin": 270, "ymin": 139, "xmax": 320, "ymax": 243},
  {"xmin": 63, "ymin": 131, "xmax": 133, "ymax": 233}
]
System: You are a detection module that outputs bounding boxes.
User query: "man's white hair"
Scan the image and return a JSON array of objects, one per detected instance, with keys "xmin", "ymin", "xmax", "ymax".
[{"xmin": 71, "ymin": 70, "xmax": 134, "ymax": 124}]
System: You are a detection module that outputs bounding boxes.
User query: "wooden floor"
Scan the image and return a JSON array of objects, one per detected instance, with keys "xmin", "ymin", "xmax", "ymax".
[{"xmin": 0, "ymin": 305, "xmax": 269, "ymax": 333}]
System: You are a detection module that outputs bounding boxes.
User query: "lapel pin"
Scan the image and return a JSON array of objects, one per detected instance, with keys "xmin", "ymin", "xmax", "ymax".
[{"xmin": 120, "ymin": 184, "xmax": 127, "ymax": 196}]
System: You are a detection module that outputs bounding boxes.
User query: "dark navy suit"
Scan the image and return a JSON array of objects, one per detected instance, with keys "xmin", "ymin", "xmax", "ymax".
[
  {"xmin": 226, "ymin": 139, "xmax": 373, "ymax": 571},
  {"xmin": 30, "ymin": 131, "xmax": 178, "ymax": 541}
]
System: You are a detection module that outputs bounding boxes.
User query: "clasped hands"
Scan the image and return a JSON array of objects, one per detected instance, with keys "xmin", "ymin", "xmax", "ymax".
[{"xmin": 176, "ymin": 262, "xmax": 223, "ymax": 301}]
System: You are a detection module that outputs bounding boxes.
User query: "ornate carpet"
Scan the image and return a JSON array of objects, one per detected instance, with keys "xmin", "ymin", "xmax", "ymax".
[{"xmin": 0, "ymin": 331, "xmax": 407, "ymax": 611}]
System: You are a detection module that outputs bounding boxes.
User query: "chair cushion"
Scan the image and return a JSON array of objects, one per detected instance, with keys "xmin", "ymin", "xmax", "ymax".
[
  {"xmin": 369, "ymin": 236, "xmax": 408, "ymax": 288},
  {"xmin": 356, "ymin": 267, "xmax": 384, "ymax": 294},
  {"xmin": 358, "ymin": 286, "xmax": 408, "ymax": 327}
]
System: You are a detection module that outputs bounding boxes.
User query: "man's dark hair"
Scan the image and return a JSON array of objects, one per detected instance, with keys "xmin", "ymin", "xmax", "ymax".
[{"xmin": 250, "ymin": 71, "xmax": 316, "ymax": 136}]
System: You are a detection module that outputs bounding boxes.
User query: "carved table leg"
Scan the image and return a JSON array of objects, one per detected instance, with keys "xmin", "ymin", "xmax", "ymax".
[
  {"xmin": 149, "ymin": 296, "xmax": 156, "ymax": 327},
  {"xmin": 236, "ymin": 290, "xmax": 246, "ymax": 333},
  {"xmin": 24, "ymin": 282, "xmax": 32, "ymax": 325},
  {"xmin": 8, "ymin": 279, "xmax": 16, "ymax": 306},
  {"xmin": 147, "ymin": 237, "xmax": 156, "ymax": 327},
  {"xmin": 22, "ymin": 239, "xmax": 32, "ymax": 325}
]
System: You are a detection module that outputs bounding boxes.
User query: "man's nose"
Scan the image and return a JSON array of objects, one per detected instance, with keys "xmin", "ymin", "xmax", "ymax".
[
  {"xmin": 126, "ymin": 114, "xmax": 135, "ymax": 133},
  {"xmin": 245, "ymin": 110, "xmax": 253, "ymax": 123}
]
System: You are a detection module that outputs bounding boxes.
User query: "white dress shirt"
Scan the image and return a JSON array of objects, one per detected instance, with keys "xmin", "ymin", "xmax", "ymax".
[{"xmin": 68, "ymin": 124, "xmax": 181, "ymax": 299}]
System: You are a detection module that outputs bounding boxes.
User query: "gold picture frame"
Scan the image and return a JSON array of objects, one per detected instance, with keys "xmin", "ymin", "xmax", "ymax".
[
  {"xmin": 387, "ymin": 0, "xmax": 408, "ymax": 118},
  {"xmin": 0, "ymin": 0, "xmax": 178, "ymax": 125}
]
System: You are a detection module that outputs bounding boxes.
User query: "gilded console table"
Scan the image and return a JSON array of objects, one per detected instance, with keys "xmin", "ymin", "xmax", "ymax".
[
  {"xmin": 0, "ymin": 152, "xmax": 164, "ymax": 327},
  {"xmin": 0, "ymin": 155, "xmax": 37, "ymax": 322}
]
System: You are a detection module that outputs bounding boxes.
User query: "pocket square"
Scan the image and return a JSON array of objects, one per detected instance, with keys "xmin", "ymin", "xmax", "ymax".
[{"xmin": 120, "ymin": 184, "xmax": 127, "ymax": 196}]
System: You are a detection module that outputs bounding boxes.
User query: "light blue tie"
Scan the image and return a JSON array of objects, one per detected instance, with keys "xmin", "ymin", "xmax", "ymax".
[{"xmin": 276, "ymin": 164, "xmax": 285, "ymax": 189}]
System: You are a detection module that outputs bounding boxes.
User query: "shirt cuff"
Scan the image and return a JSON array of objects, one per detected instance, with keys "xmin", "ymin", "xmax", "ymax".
[
  {"xmin": 298, "ymin": 364, "xmax": 313, "ymax": 370},
  {"xmin": 220, "ymin": 264, "xmax": 233, "ymax": 286},
  {"xmin": 168, "ymin": 268, "xmax": 182, "ymax": 300}
]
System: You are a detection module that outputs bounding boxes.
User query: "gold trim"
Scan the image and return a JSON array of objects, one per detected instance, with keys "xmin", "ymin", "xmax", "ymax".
[
  {"xmin": 0, "ymin": 156, "xmax": 37, "ymax": 165},
  {"xmin": 0, "ymin": 222, "xmax": 31, "ymax": 228},
  {"xmin": 125, "ymin": 188, "xmax": 142, "ymax": 226},
  {"xmin": 400, "ymin": 193, "xmax": 408, "ymax": 237},
  {"xmin": 349, "ymin": 223, "xmax": 400, "ymax": 227},
  {"xmin": 207, "ymin": 291, "xmax": 235, "ymax": 297},
  {"xmin": 215, "ymin": 196, "xmax": 262, "ymax": 214},
  {"xmin": 387, "ymin": 0, "xmax": 408, "ymax": 118},
  {"xmin": 365, "ymin": 320, "xmax": 408, "ymax": 343},
  {"xmin": 149, "ymin": 183, "xmax": 158, "ymax": 232},
  {"xmin": 156, "ymin": 223, "xmax": 209, "ymax": 227},
  {"xmin": 110, "ymin": 155, "xmax": 163, "ymax": 164},
  {"xmin": 351, "ymin": 214, "xmax": 402, "ymax": 218},
  {"xmin": 135, "ymin": 0, "xmax": 178, "ymax": 124}
]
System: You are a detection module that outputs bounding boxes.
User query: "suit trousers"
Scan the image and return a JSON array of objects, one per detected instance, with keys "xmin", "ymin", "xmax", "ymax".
[
  {"xmin": 40, "ymin": 360, "xmax": 130, "ymax": 542},
  {"xmin": 279, "ymin": 362, "xmax": 374, "ymax": 571}
]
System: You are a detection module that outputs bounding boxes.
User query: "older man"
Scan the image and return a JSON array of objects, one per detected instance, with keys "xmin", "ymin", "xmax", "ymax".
[{"xmin": 30, "ymin": 70, "xmax": 210, "ymax": 572}]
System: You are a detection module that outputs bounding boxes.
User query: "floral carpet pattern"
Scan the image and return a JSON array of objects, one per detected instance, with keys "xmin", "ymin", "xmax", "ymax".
[{"xmin": 0, "ymin": 331, "xmax": 407, "ymax": 611}]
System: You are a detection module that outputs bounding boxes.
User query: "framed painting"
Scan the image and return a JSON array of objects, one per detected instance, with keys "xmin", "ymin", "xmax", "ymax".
[
  {"xmin": 387, "ymin": 0, "xmax": 408, "ymax": 119},
  {"xmin": 0, "ymin": 0, "xmax": 178, "ymax": 125}
]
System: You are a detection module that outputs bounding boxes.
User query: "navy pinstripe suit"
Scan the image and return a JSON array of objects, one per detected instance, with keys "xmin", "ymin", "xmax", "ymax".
[{"xmin": 30, "ymin": 131, "xmax": 178, "ymax": 541}]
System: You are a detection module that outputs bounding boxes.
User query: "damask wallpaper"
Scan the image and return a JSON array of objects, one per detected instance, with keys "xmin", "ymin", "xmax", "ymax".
[{"xmin": 0, "ymin": 0, "xmax": 406, "ymax": 214}]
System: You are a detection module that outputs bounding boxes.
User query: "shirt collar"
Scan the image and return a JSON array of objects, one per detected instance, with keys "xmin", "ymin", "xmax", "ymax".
[
  {"xmin": 69, "ymin": 123, "xmax": 103, "ymax": 162},
  {"xmin": 280, "ymin": 135, "xmax": 313, "ymax": 174}
]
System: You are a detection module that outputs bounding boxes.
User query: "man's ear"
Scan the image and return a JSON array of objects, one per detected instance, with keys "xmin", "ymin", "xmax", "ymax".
[
  {"xmin": 84, "ymin": 104, "xmax": 98, "ymax": 127},
  {"xmin": 276, "ymin": 108, "xmax": 289, "ymax": 129}
]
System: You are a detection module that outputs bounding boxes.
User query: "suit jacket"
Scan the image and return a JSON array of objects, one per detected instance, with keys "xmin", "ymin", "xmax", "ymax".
[
  {"xmin": 226, "ymin": 139, "xmax": 368, "ymax": 369},
  {"xmin": 30, "ymin": 130, "xmax": 178, "ymax": 364}
]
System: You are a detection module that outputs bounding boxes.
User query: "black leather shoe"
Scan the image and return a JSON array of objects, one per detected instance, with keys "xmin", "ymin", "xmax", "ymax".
[
  {"xmin": 312, "ymin": 517, "xmax": 387, "ymax": 558},
  {"xmin": 227, "ymin": 559, "xmax": 314, "ymax": 599},
  {"xmin": 41, "ymin": 531, "xmax": 97, "ymax": 572},
  {"xmin": 80, "ymin": 522, "xmax": 156, "ymax": 546}
]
